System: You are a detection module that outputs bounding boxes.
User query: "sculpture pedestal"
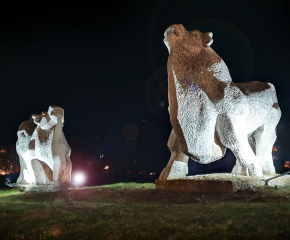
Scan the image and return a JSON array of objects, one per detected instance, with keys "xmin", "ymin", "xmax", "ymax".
[
  {"xmin": 155, "ymin": 173, "xmax": 290, "ymax": 193},
  {"xmin": 12, "ymin": 183, "xmax": 70, "ymax": 192}
]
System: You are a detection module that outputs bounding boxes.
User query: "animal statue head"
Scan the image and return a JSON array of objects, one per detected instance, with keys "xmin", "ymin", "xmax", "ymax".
[
  {"xmin": 32, "ymin": 106, "xmax": 64, "ymax": 130},
  {"xmin": 163, "ymin": 24, "xmax": 213, "ymax": 54}
]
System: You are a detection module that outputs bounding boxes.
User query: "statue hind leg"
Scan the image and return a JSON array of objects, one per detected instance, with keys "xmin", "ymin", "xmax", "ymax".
[
  {"xmin": 159, "ymin": 129, "xmax": 189, "ymax": 180},
  {"xmin": 217, "ymin": 115, "xmax": 263, "ymax": 176},
  {"xmin": 255, "ymin": 108, "xmax": 281, "ymax": 175},
  {"xmin": 232, "ymin": 126, "xmax": 263, "ymax": 176},
  {"xmin": 254, "ymin": 126, "xmax": 277, "ymax": 175}
]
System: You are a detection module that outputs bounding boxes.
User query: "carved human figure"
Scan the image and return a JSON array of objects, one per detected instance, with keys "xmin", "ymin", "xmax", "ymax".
[
  {"xmin": 159, "ymin": 24, "xmax": 281, "ymax": 180},
  {"xmin": 16, "ymin": 106, "xmax": 72, "ymax": 185}
]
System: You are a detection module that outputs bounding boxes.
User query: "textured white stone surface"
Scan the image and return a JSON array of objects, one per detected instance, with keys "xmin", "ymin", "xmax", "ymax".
[
  {"xmin": 186, "ymin": 173, "xmax": 290, "ymax": 192},
  {"xmin": 16, "ymin": 106, "xmax": 71, "ymax": 185},
  {"xmin": 187, "ymin": 173, "xmax": 264, "ymax": 192},
  {"xmin": 173, "ymin": 70, "xmax": 225, "ymax": 164},
  {"xmin": 31, "ymin": 114, "xmax": 56, "ymax": 170},
  {"xmin": 266, "ymin": 175, "xmax": 290, "ymax": 188},
  {"xmin": 12, "ymin": 183, "xmax": 69, "ymax": 192},
  {"xmin": 167, "ymin": 161, "xmax": 188, "ymax": 180},
  {"xmin": 160, "ymin": 24, "xmax": 281, "ymax": 180}
]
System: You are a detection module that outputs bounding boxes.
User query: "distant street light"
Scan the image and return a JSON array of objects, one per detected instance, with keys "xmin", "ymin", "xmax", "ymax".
[{"xmin": 104, "ymin": 165, "xmax": 109, "ymax": 170}]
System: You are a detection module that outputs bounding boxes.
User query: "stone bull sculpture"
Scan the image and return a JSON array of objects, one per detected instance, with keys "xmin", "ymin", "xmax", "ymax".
[
  {"xmin": 16, "ymin": 106, "xmax": 72, "ymax": 185},
  {"xmin": 159, "ymin": 24, "xmax": 281, "ymax": 180}
]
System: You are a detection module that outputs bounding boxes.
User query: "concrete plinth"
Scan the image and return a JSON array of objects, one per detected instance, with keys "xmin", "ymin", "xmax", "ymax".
[
  {"xmin": 12, "ymin": 183, "xmax": 70, "ymax": 192},
  {"xmin": 155, "ymin": 173, "xmax": 290, "ymax": 193}
]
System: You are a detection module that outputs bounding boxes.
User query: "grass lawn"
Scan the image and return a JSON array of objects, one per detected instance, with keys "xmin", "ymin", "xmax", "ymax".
[{"xmin": 1, "ymin": 182, "xmax": 290, "ymax": 239}]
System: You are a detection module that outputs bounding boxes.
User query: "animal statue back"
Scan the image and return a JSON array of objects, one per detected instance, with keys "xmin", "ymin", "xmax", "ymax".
[{"xmin": 159, "ymin": 24, "xmax": 281, "ymax": 180}]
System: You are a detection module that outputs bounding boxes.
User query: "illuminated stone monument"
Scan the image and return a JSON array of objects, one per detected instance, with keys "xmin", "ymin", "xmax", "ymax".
[
  {"xmin": 156, "ymin": 24, "xmax": 284, "ymax": 192},
  {"xmin": 15, "ymin": 106, "xmax": 71, "ymax": 191}
]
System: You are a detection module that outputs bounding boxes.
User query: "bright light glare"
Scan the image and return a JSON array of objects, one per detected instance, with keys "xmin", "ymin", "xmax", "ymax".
[{"xmin": 74, "ymin": 173, "xmax": 85, "ymax": 184}]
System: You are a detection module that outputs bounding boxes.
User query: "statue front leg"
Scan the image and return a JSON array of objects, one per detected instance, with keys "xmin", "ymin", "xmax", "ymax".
[
  {"xmin": 23, "ymin": 160, "xmax": 36, "ymax": 184},
  {"xmin": 52, "ymin": 156, "xmax": 61, "ymax": 183},
  {"xmin": 16, "ymin": 156, "xmax": 26, "ymax": 183},
  {"xmin": 159, "ymin": 151, "xmax": 189, "ymax": 180},
  {"xmin": 159, "ymin": 129, "xmax": 189, "ymax": 180}
]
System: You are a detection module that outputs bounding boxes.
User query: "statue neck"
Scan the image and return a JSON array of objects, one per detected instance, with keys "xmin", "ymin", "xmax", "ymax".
[
  {"xmin": 168, "ymin": 47, "xmax": 232, "ymax": 85},
  {"xmin": 169, "ymin": 47, "xmax": 220, "ymax": 71}
]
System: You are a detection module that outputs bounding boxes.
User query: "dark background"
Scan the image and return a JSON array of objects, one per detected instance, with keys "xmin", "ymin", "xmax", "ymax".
[{"xmin": 0, "ymin": 0, "xmax": 289, "ymax": 185}]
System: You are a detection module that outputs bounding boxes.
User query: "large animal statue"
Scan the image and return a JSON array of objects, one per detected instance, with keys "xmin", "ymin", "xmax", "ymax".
[
  {"xmin": 159, "ymin": 24, "xmax": 281, "ymax": 180},
  {"xmin": 16, "ymin": 106, "xmax": 72, "ymax": 185}
]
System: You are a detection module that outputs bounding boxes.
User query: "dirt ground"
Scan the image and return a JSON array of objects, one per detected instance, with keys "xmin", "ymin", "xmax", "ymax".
[{"xmin": 32, "ymin": 184, "xmax": 290, "ymax": 205}]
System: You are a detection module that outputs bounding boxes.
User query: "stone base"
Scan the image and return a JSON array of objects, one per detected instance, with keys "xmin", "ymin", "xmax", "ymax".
[
  {"xmin": 155, "ymin": 173, "xmax": 290, "ymax": 193},
  {"xmin": 266, "ymin": 174, "xmax": 290, "ymax": 188},
  {"xmin": 11, "ymin": 183, "xmax": 70, "ymax": 192}
]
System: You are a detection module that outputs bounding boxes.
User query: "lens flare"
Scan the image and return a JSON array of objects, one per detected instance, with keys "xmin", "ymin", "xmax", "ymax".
[{"xmin": 74, "ymin": 173, "xmax": 85, "ymax": 184}]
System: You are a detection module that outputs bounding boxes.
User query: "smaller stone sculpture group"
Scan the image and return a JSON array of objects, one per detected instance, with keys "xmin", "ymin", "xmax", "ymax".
[{"xmin": 16, "ymin": 106, "xmax": 71, "ymax": 185}]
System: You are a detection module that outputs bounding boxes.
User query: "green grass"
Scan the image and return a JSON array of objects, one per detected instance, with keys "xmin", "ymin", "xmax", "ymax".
[
  {"xmin": 0, "ymin": 183, "xmax": 290, "ymax": 239},
  {"xmin": 0, "ymin": 188, "xmax": 23, "ymax": 197}
]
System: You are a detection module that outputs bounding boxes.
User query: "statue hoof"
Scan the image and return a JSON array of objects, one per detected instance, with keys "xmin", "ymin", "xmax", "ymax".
[
  {"xmin": 248, "ymin": 163, "xmax": 263, "ymax": 177},
  {"xmin": 167, "ymin": 161, "xmax": 188, "ymax": 180}
]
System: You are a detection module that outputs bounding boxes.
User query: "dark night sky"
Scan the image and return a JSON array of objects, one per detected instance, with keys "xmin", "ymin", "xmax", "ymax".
[{"xmin": 0, "ymin": 1, "xmax": 289, "ymax": 174}]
